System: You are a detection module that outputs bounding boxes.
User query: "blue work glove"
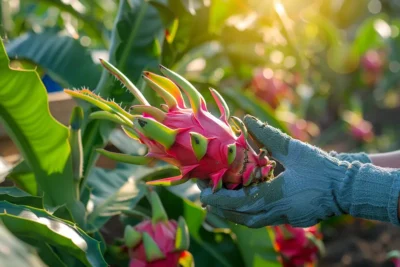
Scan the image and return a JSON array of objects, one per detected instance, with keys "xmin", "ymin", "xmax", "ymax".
[
  {"xmin": 329, "ymin": 151, "xmax": 371, "ymax": 164},
  {"xmin": 199, "ymin": 115, "xmax": 400, "ymax": 228}
]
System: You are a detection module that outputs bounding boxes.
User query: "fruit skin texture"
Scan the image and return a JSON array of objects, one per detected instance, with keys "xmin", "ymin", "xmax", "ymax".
[
  {"xmin": 135, "ymin": 68, "xmax": 275, "ymax": 191},
  {"xmin": 65, "ymin": 60, "xmax": 275, "ymax": 192},
  {"xmin": 138, "ymin": 97, "xmax": 273, "ymax": 191},
  {"xmin": 273, "ymin": 225, "xmax": 323, "ymax": 267},
  {"xmin": 128, "ymin": 220, "xmax": 181, "ymax": 267},
  {"xmin": 124, "ymin": 192, "xmax": 193, "ymax": 267}
]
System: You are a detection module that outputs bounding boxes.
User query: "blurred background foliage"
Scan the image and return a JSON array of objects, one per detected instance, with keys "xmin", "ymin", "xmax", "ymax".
[
  {"xmin": 1, "ymin": 0, "xmax": 400, "ymax": 266},
  {"xmin": 3, "ymin": 0, "xmax": 400, "ymax": 152}
]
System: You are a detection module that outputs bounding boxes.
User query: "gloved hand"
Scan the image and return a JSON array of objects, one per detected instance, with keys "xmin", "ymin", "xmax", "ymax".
[
  {"xmin": 199, "ymin": 115, "xmax": 400, "ymax": 228},
  {"xmin": 329, "ymin": 151, "xmax": 371, "ymax": 164}
]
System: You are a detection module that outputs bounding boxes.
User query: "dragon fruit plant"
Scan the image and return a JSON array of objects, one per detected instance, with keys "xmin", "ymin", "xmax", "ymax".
[
  {"xmin": 124, "ymin": 191, "xmax": 193, "ymax": 267},
  {"xmin": 65, "ymin": 60, "xmax": 275, "ymax": 191},
  {"xmin": 272, "ymin": 225, "xmax": 324, "ymax": 267}
]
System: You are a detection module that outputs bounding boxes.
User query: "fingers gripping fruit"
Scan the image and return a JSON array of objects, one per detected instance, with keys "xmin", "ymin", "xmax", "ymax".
[
  {"xmin": 65, "ymin": 60, "xmax": 275, "ymax": 192},
  {"xmin": 124, "ymin": 192, "xmax": 193, "ymax": 267}
]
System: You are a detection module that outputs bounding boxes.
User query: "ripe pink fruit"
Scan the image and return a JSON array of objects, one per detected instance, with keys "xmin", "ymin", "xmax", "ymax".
[
  {"xmin": 250, "ymin": 68, "xmax": 293, "ymax": 109},
  {"xmin": 65, "ymin": 60, "xmax": 275, "ymax": 192},
  {"xmin": 343, "ymin": 111, "xmax": 374, "ymax": 142},
  {"xmin": 350, "ymin": 120, "xmax": 374, "ymax": 142},
  {"xmin": 386, "ymin": 251, "xmax": 400, "ymax": 267},
  {"xmin": 124, "ymin": 192, "xmax": 193, "ymax": 267},
  {"xmin": 273, "ymin": 225, "xmax": 324, "ymax": 267},
  {"xmin": 361, "ymin": 50, "xmax": 385, "ymax": 86}
]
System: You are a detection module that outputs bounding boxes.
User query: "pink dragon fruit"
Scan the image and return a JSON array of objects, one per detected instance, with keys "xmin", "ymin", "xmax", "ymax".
[
  {"xmin": 386, "ymin": 251, "xmax": 400, "ymax": 267},
  {"xmin": 250, "ymin": 68, "xmax": 294, "ymax": 109},
  {"xmin": 65, "ymin": 60, "xmax": 275, "ymax": 191},
  {"xmin": 360, "ymin": 50, "xmax": 385, "ymax": 86},
  {"xmin": 272, "ymin": 225, "xmax": 324, "ymax": 267},
  {"xmin": 124, "ymin": 191, "xmax": 193, "ymax": 267},
  {"xmin": 342, "ymin": 111, "xmax": 374, "ymax": 142}
]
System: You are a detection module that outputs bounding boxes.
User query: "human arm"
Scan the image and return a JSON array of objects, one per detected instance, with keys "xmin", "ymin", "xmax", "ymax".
[
  {"xmin": 330, "ymin": 150, "xmax": 400, "ymax": 168},
  {"xmin": 369, "ymin": 151, "xmax": 400, "ymax": 169},
  {"xmin": 199, "ymin": 115, "xmax": 400, "ymax": 228}
]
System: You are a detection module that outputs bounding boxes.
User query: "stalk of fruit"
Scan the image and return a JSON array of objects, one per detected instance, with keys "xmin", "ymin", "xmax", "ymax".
[
  {"xmin": 123, "ymin": 191, "xmax": 193, "ymax": 267},
  {"xmin": 65, "ymin": 60, "xmax": 276, "ymax": 192}
]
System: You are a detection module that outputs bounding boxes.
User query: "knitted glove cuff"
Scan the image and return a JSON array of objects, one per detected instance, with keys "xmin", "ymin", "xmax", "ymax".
[
  {"xmin": 329, "ymin": 151, "xmax": 371, "ymax": 164},
  {"xmin": 340, "ymin": 163, "xmax": 400, "ymax": 224}
]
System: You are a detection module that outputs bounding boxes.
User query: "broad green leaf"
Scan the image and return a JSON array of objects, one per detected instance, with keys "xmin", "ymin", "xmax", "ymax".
[
  {"xmin": 0, "ymin": 223, "xmax": 46, "ymax": 267},
  {"xmin": 25, "ymin": 0, "xmax": 105, "ymax": 45},
  {"xmin": 0, "ymin": 187, "xmax": 43, "ymax": 208},
  {"xmin": 158, "ymin": 188, "xmax": 245, "ymax": 267},
  {"xmin": 351, "ymin": 15, "xmax": 387, "ymax": 58},
  {"xmin": 0, "ymin": 40, "xmax": 77, "ymax": 207},
  {"xmin": 222, "ymin": 89, "xmax": 289, "ymax": 133},
  {"xmin": 376, "ymin": 19, "xmax": 400, "ymax": 95},
  {"xmin": 86, "ymin": 166, "xmax": 148, "ymax": 232},
  {"xmin": 229, "ymin": 224, "xmax": 280, "ymax": 267},
  {"xmin": 81, "ymin": 0, "xmax": 163, "ymax": 177},
  {"xmin": 7, "ymin": 28, "xmax": 101, "ymax": 89},
  {"xmin": 21, "ymin": 239, "xmax": 68, "ymax": 267},
  {"xmin": 0, "ymin": 201, "xmax": 107, "ymax": 267},
  {"xmin": 157, "ymin": 0, "xmax": 215, "ymax": 66},
  {"xmin": 6, "ymin": 160, "xmax": 37, "ymax": 195}
]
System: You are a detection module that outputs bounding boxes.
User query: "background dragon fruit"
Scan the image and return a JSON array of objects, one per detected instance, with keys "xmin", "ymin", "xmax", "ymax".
[
  {"xmin": 65, "ymin": 60, "xmax": 275, "ymax": 192},
  {"xmin": 272, "ymin": 225, "xmax": 324, "ymax": 267},
  {"xmin": 124, "ymin": 191, "xmax": 193, "ymax": 267}
]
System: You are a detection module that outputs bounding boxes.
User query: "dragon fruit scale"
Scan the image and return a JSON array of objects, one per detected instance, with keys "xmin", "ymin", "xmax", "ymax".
[
  {"xmin": 124, "ymin": 191, "xmax": 194, "ymax": 267},
  {"xmin": 272, "ymin": 225, "xmax": 324, "ymax": 267},
  {"xmin": 65, "ymin": 59, "xmax": 275, "ymax": 191}
]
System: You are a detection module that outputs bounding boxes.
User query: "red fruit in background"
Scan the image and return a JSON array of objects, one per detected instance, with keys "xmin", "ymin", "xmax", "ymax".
[
  {"xmin": 350, "ymin": 120, "xmax": 374, "ymax": 142},
  {"xmin": 276, "ymin": 111, "xmax": 320, "ymax": 142},
  {"xmin": 343, "ymin": 111, "xmax": 374, "ymax": 142},
  {"xmin": 250, "ymin": 68, "xmax": 294, "ymax": 109},
  {"xmin": 273, "ymin": 225, "xmax": 324, "ymax": 267},
  {"xmin": 360, "ymin": 50, "xmax": 385, "ymax": 86},
  {"xmin": 287, "ymin": 119, "xmax": 320, "ymax": 142},
  {"xmin": 386, "ymin": 250, "xmax": 400, "ymax": 267},
  {"xmin": 361, "ymin": 50, "xmax": 384, "ymax": 73}
]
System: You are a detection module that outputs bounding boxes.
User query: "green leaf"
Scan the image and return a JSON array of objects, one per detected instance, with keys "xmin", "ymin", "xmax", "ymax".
[
  {"xmin": 158, "ymin": 0, "xmax": 215, "ymax": 66},
  {"xmin": 0, "ymin": 187, "xmax": 43, "ymax": 208},
  {"xmin": 0, "ymin": 223, "xmax": 46, "ymax": 267},
  {"xmin": 0, "ymin": 201, "xmax": 107, "ymax": 267},
  {"xmin": 81, "ymin": 0, "xmax": 163, "ymax": 177},
  {"xmin": 21, "ymin": 239, "xmax": 68, "ymax": 267},
  {"xmin": 86, "ymin": 166, "xmax": 147, "ymax": 232},
  {"xmin": 351, "ymin": 15, "xmax": 387, "ymax": 57},
  {"xmin": 7, "ymin": 28, "xmax": 101, "ymax": 89},
  {"xmin": 157, "ymin": 188, "xmax": 245, "ymax": 267},
  {"xmin": 0, "ymin": 40, "xmax": 78, "ymax": 207},
  {"xmin": 229, "ymin": 224, "xmax": 280, "ymax": 267},
  {"xmin": 7, "ymin": 160, "xmax": 37, "ymax": 195},
  {"xmin": 25, "ymin": 0, "xmax": 106, "ymax": 45},
  {"xmin": 222, "ymin": 89, "xmax": 290, "ymax": 134}
]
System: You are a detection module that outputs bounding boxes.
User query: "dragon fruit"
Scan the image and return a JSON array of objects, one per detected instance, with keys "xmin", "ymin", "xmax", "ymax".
[
  {"xmin": 65, "ymin": 60, "xmax": 275, "ymax": 191},
  {"xmin": 250, "ymin": 68, "xmax": 294, "ymax": 109},
  {"xmin": 124, "ymin": 191, "xmax": 193, "ymax": 267},
  {"xmin": 386, "ymin": 251, "xmax": 400, "ymax": 267},
  {"xmin": 272, "ymin": 225, "xmax": 324, "ymax": 267}
]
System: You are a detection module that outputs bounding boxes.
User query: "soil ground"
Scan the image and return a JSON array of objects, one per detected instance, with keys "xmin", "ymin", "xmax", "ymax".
[{"xmin": 319, "ymin": 217, "xmax": 400, "ymax": 266}]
